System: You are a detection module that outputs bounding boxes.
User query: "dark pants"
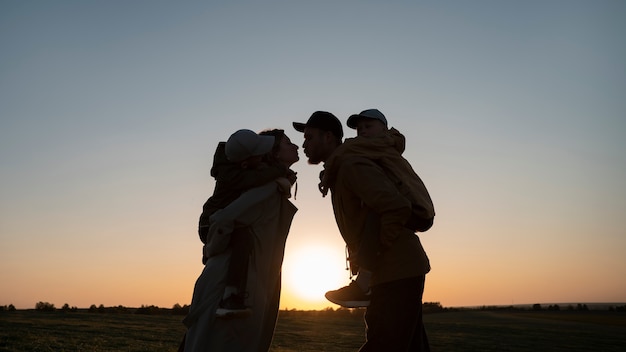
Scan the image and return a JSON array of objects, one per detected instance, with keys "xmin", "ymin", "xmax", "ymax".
[
  {"xmin": 360, "ymin": 276, "xmax": 430, "ymax": 352},
  {"xmin": 225, "ymin": 227, "xmax": 254, "ymax": 293}
]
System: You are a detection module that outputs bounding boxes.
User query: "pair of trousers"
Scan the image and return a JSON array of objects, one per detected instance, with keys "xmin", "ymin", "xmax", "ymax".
[{"xmin": 360, "ymin": 276, "xmax": 430, "ymax": 352}]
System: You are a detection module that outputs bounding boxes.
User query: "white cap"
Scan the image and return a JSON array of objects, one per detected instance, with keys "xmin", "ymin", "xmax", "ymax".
[{"xmin": 225, "ymin": 129, "xmax": 275, "ymax": 162}]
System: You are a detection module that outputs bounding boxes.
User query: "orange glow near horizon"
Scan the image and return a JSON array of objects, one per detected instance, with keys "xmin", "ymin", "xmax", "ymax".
[{"xmin": 280, "ymin": 244, "xmax": 349, "ymax": 310}]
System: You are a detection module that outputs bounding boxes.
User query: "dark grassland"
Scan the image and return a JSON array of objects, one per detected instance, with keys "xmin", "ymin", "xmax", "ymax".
[{"xmin": 1, "ymin": 309, "xmax": 625, "ymax": 351}]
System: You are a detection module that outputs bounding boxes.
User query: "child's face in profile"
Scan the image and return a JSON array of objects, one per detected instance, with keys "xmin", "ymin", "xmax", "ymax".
[{"xmin": 356, "ymin": 118, "xmax": 387, "ymax": 137}]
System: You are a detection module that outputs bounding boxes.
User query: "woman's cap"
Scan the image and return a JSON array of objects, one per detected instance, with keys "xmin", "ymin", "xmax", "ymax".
[
  {"xmin": 346, "ymin": 109, "xmax": 388, "ymax": 129},
  {"xmin": 293, "ymin": 111, "xmax": 343, "ymax": 139},
  {"xmin": 225, "ymin": 129, "xmax": 275, "ymax": 162}
]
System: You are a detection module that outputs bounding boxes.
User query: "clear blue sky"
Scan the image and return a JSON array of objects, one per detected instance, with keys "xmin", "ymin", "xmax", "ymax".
[{"xmin": 1, "ymin": 0, "xmax": 625, "ymax": 310}]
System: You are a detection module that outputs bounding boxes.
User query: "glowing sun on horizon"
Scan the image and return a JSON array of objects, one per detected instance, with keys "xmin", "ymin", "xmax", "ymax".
[{"xmin": 284, "ymin": 246, "xmax": 348, "ymax": 301}]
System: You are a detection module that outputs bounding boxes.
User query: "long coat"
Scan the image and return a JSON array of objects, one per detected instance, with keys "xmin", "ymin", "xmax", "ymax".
[{"xmin": 183, "ymin": 182, "xmax": 297, "ymax": 352}]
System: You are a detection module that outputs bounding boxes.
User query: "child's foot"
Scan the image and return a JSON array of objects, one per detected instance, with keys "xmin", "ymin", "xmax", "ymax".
[
  {"xmin": 324, "ymin": 281, "xmax": 371, "ymax": 308},
  {"xmin": 216, "ymin": 294, "xmax": 252, "ymax": 318}
]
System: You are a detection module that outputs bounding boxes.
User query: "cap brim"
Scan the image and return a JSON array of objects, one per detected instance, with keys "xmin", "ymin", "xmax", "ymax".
[
  {"xmin": 346, "ymin": 114, "xmax": 362, "ymax": 129},
  {"xmin": 293, "ymin": 122, "xmax": 306, "ymax": 132}
]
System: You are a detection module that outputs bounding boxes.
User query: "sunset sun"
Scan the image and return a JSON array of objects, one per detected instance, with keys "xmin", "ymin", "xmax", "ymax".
[{"xmin": 283, "ymin": 245, "xmax": 348, "ymax": 303}]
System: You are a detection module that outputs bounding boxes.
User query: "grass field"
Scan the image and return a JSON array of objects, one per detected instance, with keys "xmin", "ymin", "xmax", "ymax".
[{"xmin": 1, "ymin": 309, "xmax": 625, "ymax": 351}]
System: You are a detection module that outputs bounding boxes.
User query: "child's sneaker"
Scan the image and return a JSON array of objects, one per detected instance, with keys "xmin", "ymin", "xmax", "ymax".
[
  {"xmin": 216, "ymin": 294, "xmax": 252, "ymax": 318},
  {"xmin": 324, "ymin": 281, "xmax": 371, "ymax": 308}
]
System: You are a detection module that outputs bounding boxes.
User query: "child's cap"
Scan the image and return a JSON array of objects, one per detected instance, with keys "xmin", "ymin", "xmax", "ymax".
[
  {"xmin": 225, "ymin": 129, "xmax": 275, "ymax": 162},
  {"xmin": 347, "ymin": 109, "xmax": 388, "ymax": 129}
]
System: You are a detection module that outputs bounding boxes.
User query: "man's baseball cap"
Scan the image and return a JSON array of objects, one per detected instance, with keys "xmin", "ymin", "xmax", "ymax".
[
  {"xmin": 225, "ymin": 129, "xmax": 275, "ymax": 162},
  {"xmin": 293, "ymin": 111, "xmax": 343, "ymax": 139},
  {"xmin": 346, "ymin": 109, "xmax": 388, "ymax": 129}
]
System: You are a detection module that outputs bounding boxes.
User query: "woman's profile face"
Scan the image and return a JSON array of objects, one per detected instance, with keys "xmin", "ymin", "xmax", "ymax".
[{"xmin": 275, "ymin": 135, "xmax": 299, "ymax": 166}]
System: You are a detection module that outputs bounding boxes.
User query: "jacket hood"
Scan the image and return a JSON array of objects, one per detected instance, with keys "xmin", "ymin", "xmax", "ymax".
[{"xmin": 210, "ymin": 142, "xmax": 230, "ymax": 178}]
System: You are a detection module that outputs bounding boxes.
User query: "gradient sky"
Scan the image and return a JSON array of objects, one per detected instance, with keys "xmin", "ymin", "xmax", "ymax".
[{"xmin": 1, "ymin": 1, "xmax": 625, "ymax": 310}]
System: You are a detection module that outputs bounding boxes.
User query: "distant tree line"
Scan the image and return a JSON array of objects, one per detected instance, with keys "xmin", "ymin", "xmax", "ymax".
[
  {"xmin": 534, "ymin": 303, "xmax": 588, "ymax": 311},
  {"xmin": 85, "ymin": 303, "xmax": 190, "ymax": 315},
  {"xmin": 2, "ymin": 301, "xmax": 625, "ymax": 315},
  {"xmin": 0, "ymin": 302, "xmax": 190, "ymax": 315},
  {"xmin": 279, "ymin": 302, "xmax": 446, "ymax": 318},
  {"xmin": 471, "ymin": 303, "xmax": 626, "ymax": 312}
]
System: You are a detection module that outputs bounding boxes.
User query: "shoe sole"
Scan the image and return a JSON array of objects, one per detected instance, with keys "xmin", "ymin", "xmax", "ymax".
[{"xmin": 325, "ymin": 294, "xmax": 370, "ymax": 308}]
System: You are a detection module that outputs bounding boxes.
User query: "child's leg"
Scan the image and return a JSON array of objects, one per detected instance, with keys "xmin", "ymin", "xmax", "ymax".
[
  {"xmin": 217, "ymin": 227, "xmax": 254, "ymax": 317},
  {"xmin": 355, "ymin": 211, "xmax": 382, "ymax": 271},
  {"xmin": 355, "ymin": 269, "xmax": 372, "ymax": 292},
  {"xmin": 224, "ymin": 227, "xmax": 254, "ymax": 296}
]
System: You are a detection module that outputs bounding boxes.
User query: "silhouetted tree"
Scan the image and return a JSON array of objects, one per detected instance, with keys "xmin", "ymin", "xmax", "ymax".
[
  {"xmin": 60, "ymin": 303, "xmax": 78, "ymax": 312},
  {"xmin": 423, "ymin": 302, "xmax": 444, "ymax": 313},
  {"xmin": 0, "ymin": 304, "xmax": 16, "ymax": 311},
  {"xmin": 35, "ymin": 301, "xmax": 55, "ymax": 311},
  {"xmin": 136, "ymin": 305, "xmax": 163, "ymax": 315},
  {"xmin": 112, "ymin": 305, "xmax": 129, "ymax": 314},
  {"xmin": 172, "ymin": 303, "xmax": 190, "ymax": 315}
]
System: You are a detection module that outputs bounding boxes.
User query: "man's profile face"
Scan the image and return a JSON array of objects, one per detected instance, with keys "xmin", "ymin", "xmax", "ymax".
[{"xmin": 302, "ymin": 127, "xmax": 329, "ymax": 165}]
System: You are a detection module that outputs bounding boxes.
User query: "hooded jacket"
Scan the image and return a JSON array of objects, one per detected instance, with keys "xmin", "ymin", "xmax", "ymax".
[
  {"xmin": 321, "ymin": 128, "xmax": 434, "ymax": 223},
  {"xmin": 321, "ymin": 128, "xmax": 431, "ymax": 286}
]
